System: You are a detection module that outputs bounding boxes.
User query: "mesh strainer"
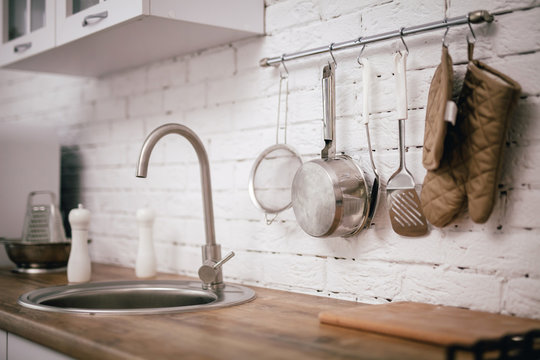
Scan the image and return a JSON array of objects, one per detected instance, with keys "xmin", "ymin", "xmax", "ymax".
[{"xmin": 248, "ymin": 61, "xmax": 303, "ymax": 224}]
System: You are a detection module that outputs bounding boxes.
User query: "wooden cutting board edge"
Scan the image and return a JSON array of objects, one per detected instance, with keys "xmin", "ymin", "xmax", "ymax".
[
  {"xmin": 319, "ymin": 310, "xmax": 475, "ymax": 346},
  {"xmin": 318, "ymin": 302, "xmax": 540, "ymax": 347}
]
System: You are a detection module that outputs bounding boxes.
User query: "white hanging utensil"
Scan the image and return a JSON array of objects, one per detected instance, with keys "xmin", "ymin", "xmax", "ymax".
[{"xmin": 386, "ymin": 52, "xmax": 428, "ymax": 237}]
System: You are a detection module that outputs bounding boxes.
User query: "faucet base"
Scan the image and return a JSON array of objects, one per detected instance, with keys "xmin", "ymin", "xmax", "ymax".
[{"xmin": 202, "ymin": 244, "xmax": 223, "ymax": 285}]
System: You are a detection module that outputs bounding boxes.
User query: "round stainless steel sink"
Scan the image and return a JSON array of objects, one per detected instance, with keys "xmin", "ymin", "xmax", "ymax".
[{"xmin": 18, "ymin": 280, "xmax": 256, "ymax": 315}]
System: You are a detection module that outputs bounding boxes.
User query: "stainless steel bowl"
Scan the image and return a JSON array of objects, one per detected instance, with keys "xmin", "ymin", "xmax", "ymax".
[{"xmin": 2, "ymin": 239, "xmax": 71, "ymax": 273}]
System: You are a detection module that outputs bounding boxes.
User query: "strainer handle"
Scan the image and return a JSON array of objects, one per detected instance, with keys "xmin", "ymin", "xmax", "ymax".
[{"xmin": 275, "ymin": 72, "xmax": 289, "ymax": 145}]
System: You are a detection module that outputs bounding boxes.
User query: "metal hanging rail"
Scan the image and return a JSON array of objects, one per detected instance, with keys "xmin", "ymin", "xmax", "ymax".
[{"xmin": 259, "ymin": 9, "xmax": 503, "ymax": 67}]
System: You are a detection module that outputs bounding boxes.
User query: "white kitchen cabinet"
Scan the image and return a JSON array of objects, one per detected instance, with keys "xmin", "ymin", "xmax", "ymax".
[
  {"xmin": 7, "ymin": 333, "xmax": 72, "ymax": 360},
  {"xmin": 0, "ymin": 0, "xmax": 55, "ymax": 66},
  {"xmin": 56, "ymin": 0, "xmax": 146, "ymax": 46},
  {"xmin": 0, "ymin": 0, "xmax": 264, "ymax": 77},
  {"xmin": 0, "ymin": 329, "xmax": 6, "ymax": 360}
]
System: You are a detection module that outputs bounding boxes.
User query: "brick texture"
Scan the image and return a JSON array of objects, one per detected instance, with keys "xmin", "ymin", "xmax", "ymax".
[{"xmin": 0, "ymin": 0, "xmax": 538, "ymax": 319}]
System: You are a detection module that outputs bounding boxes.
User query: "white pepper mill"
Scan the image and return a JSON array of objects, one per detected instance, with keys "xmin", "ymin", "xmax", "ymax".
[
  {"xmin": 67, "ymin": 204, "xmax": 91, "ymax": 283},
  {"xmin": 135, "ymin": 208, "xmax": 156, "ymax": 278}
]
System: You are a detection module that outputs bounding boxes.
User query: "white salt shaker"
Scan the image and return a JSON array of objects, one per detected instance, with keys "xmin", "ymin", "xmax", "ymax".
[
  {"xmin": 135, "ymin": 208, "xmax": 156, "ymax": 278},
  {"xmin": 67, "ymin": 204, "xmax": 91, "ymax": 283}
]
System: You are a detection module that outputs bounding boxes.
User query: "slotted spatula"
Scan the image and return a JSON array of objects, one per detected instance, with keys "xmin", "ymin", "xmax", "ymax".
[{"xmin": 386, "ymin": 52, "xmax": 428, "ymax": 236}]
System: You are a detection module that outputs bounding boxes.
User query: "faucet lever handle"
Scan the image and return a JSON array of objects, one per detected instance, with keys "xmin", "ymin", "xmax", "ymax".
[
  {"xmin": 213, "ymin": 251, "xmax": 235, "ymax": 270},
  {"xmin": 198, "ymin": 251, "xmax": 235, "ymax": 284}
]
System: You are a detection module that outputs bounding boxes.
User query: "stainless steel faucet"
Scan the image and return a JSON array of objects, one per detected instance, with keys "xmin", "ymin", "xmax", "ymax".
[{"xmin": 136, "ymin": 123, "xmax": 233, "ymax": 289}]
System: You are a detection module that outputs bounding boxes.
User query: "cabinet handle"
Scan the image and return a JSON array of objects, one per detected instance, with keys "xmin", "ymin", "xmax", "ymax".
[
  {"xmin": 82, "ymin": 11, "xmax": 108, "ymax": 26},
  {"xmin": 14, "ymin": 42, "xmax": 32, "ymax": 53}
]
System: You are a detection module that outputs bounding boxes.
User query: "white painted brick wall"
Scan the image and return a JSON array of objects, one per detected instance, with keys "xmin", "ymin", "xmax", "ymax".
[{"xmin": 1, "ymin": 0, "xmax": 539, "ymax": 319}]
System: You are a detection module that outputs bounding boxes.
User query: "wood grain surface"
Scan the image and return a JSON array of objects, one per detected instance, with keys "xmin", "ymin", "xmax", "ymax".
[
  {"xmin": 319, "ymin": 301, "xmax": 540, "ymax": 346},
  {"xmin": 0, "ymin": 263, "xmax": 452, "ymax": 359}
]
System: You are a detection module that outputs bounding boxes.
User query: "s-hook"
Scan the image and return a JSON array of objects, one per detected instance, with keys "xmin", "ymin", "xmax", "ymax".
[
  {"xmin": 356, "ymin": 41, "xmax": 367, "ymax": 67},
  {"xmin": 442, "ymin": 18, "xmax": 450, "ymax": 47},
  {"xmin": 466, "ymin": 14, "xmax": 477, "ymax": 60},
  {"xmin": 329, "ymin": 43, "xmax": 337, "ymax": 68},
  {"xmin": 399, "ymin": 27, "xmax": 409, "ymax": 55},
  {"xmin": 279, "ymin": 53, "xmax": 289, "ymax": 79},
  {"xmin": 466, "ymin": 13, "xmax": 477, "ymax": 45}
]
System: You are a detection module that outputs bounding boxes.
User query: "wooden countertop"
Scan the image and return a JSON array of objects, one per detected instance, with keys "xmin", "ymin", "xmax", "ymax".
[{"xmin": 0, "ymin": 263, "xmax": 446, "ymax": 359}]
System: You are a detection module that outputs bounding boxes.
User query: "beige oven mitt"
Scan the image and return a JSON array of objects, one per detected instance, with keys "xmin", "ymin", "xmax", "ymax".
[
  {"xmin": 421, "ymin": 108, "xmax": 468, "ymax": 227},
  {"xmin": 422, "ymin": 45, "xmax": 454, "ymax": 170},
  {"xmin": 460, "ymin": 55, "xmax": 521, "ymax": 223},
  {"xmin": 421, "ymin": 44, "xmax": 521, "ymax": 226}
]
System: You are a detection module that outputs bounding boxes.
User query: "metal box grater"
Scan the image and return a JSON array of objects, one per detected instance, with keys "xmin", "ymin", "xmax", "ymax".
[{"xmin": 21, "ymin": 191, "xmax": 66, "ymax": 243}]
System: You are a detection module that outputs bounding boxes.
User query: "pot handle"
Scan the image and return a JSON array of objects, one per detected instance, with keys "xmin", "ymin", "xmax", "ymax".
[{"xmin": 321, "ymin": 62, "xmax": 336, "ymax": 159}]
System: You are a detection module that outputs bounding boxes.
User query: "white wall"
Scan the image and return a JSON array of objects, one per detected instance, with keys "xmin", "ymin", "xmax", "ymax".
[{"xmin": 0, "ymin": 0, "xmax": 539, "ymax": 318}]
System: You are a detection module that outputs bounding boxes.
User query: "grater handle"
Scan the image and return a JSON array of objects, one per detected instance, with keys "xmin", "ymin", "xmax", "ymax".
[{"xmin": 27, "ymin": 191, "xmax": 56, "ymax": 207}]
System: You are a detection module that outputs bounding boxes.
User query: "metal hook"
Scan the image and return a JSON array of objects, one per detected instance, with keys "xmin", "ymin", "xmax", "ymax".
[
  {"xmin": 280, "ymin": 54, "xmax": 289, "ymax": 79},
  {"xmin": 442, "ymin": 27, "xmax": 450, "ymax": 47},
  {"xmin": 356, "ymin": 42, "xmax": 367, "ymax": 67},
  {"xmin": 399, "ymin": 27, "xmax": 409, "ymax": 55},
  {"xmin": 265, "ymin": 213, "xmax": 279, "ymax": 225},
  {"xmin": 442, "ymin": 18, "xmax": 450, "ymax": 47},
  {"xmin": 467, "ymin": 15, "xmax": 477, "ymax": 45},
  {"xmin": 328, "ymin": 43, "xmax": 337, "ymax": 68}
]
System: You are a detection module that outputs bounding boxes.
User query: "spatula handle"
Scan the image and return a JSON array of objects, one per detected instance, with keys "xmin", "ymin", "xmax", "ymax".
[{"xmin": 394, "ymin": 52, "xmax": 408, "ymax": 121}]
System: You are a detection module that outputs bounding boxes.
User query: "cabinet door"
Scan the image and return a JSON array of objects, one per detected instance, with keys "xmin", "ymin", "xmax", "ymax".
[
  {"xmin": 7, "ymin": 333, "xmax": 72, "ymax": 360},
  {"xmin": 0, "ymin": 0, "xmax": 55, "ymax": 66},
  {"xmin": 56, "ymin": 0, "xmax": 148, "ymax": 46},
  {"xmin": 0, "ymin": 329, "xmax": 6, "ymax": 360}
]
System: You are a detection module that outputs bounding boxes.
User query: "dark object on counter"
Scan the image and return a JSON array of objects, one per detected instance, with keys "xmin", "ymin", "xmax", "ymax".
[
  {"xmin": 421, "ymin": 43, "xmax": 521, "ymax": 227},
  {"xmin": 3, "ymin": 239, "xmax": 73, "ymax": 273},
  {"xmin": 446, "ymin": 329, "xmax": 540, "ymax": 360}
]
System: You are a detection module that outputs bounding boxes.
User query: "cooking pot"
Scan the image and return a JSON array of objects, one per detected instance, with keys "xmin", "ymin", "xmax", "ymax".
[{"xmin": 291, "ymin": 63, "xmax": 370, "ymax": 238}]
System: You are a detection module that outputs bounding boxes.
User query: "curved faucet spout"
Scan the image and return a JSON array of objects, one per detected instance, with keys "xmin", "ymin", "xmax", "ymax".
[{"xmin": 136, "ymin": 123, "xmax": 216, "ymax": 247}]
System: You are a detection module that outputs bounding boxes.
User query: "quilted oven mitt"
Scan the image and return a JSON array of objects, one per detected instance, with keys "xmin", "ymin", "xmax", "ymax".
[
  {"xmin": 460, "ymin": 57, "xmax": 521, "ymax": 223},
  {"xmin": 422, "ymin": 45, "xmax": 454, "ymax": 170},
  {"xmin": 421, "ymin": 97, "xmax": 469, "ymax": 227},
  {"xmin": 421, "ymin": 45, "xmax": 521, "ymax": 227},
  {"xmin": 421, "ymin": 45, "xmax": 468, "ymax": 227}
]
